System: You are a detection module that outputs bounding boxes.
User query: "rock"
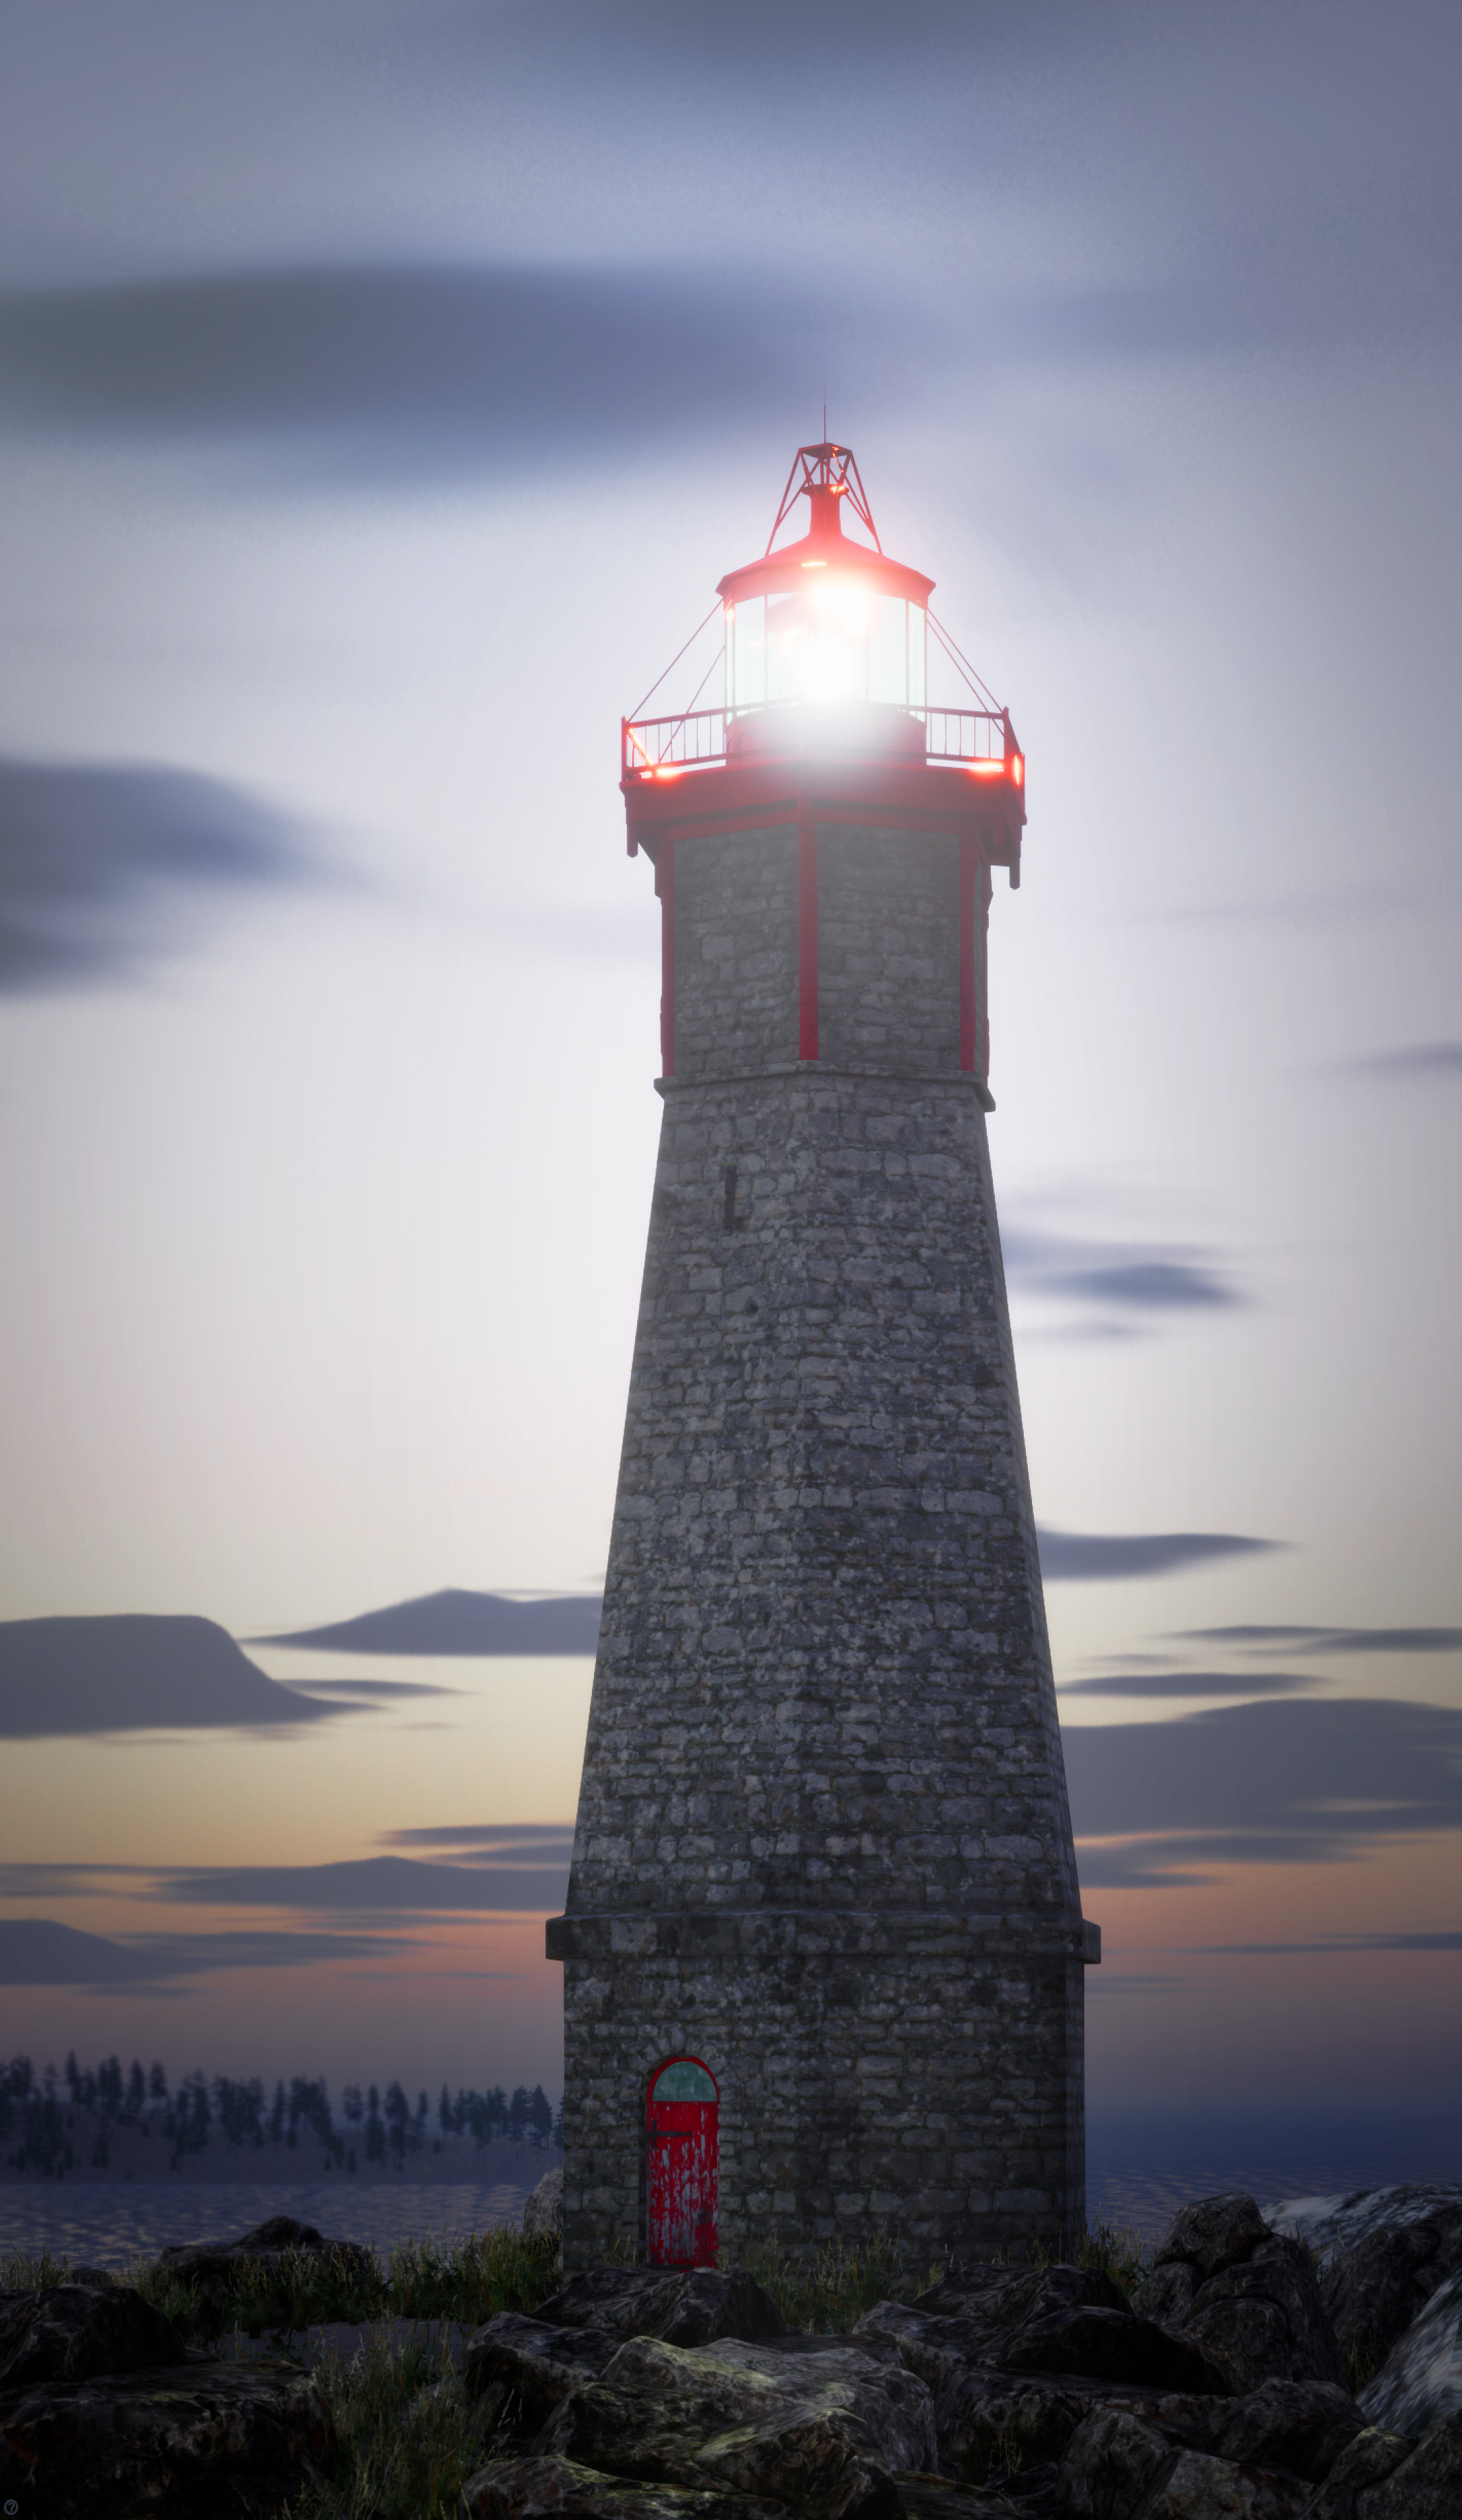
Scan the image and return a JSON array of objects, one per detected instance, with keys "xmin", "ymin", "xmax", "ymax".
[
  {"xmin": 1135, "ymin": 2449, "xmax": 1309, "ymax": 2515},
  {"xmin": 1133, "ymin": 2200, "xmax": 1345, "ymax": 2396},
  {"xmin": 459, "ymin": 2452, "xmax": 785, "ymax": 2520},
  {"xmin": 1152, "ymin": 2200, "xmax": 1274, "ymax": 2285},
  {"xmin": 930, "ymin": 2364, "xmax": 1196, "ymax": 2484},
  {"xmin": 536, "ymin": 2271, "xmax": 786, "ymax": 2348},
  {"xmin": 1341, "ymin": 2408, "xmax": 1462, "ymax": 2517},
  {"xmin": 1265, "ymin": 2185, "xmax": 1462, "ymax": 2257},
  {"xmin": 1292, "ymin": 2423, "xmax": 1414, "ymax": 2517},
  {"xmin": 1320, "ymin": 2206, "xmax": 1462, "ymax": 2380},
  {"xmin": 860, "ymin": 2273, "xmax": 1226, "ymax": 2399},
  {"xmin": 154, "ymin": 2213, "xmax": 372, "ymax": 2302},
  {"xmin": 1055, "ymin": 2405, "xmax": 1172, "ymax": 2516},
  {"xmin": 1000, "ymin": 2307, "xmax": 1223, "ymax": 2395},
  {"xmin": 1182, "ymin": 2379, "xmax": 1364, "ymax": 2482},
  {"xmin": 0, "ymin": 2357, "xmax": 335, "ymax": 2520},
  {"xmin": 891, "ymin": 2473, "xmax": 1024, "ymax": 2520},
  {"xmin": 525, "ymin": 2170, "xmax": 566, "ymax": 2246},
  {"xmin": 464, "ymin": 2312, "xmax": 622, "ymax": 2432},
  {"xmin": 0, "ymin": 2287, "xmax": 186, "ymax": 2388},
  {"xmin": 1358, "ymin": 2264, "xmax": 1462, "ymax": 2434},
  {"xmin": 538, "ymin": 2332, "xmax": 935, "ymax": 2520}
]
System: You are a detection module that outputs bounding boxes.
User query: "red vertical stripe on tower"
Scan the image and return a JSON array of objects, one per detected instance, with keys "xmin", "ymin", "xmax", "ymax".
[
  {"xmin": 981, "ymin": 860, "xmax": 993, "ymax": 1082},
  {"xmin": 797, "ymin": 808, "xmax": 818, "ymax": 1063},
  {"xmin": 959, "ymin": 830, "xmax": 977, "ymax": 1073},
  {"xmin": 658, "ymin": 840, "xmax": 675, "ymax": 1078}
]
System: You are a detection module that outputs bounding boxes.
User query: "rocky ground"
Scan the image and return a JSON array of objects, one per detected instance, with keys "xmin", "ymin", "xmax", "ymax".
[{"xmin": 2, "ymin": 2181, "xmax": 1461, "ymax": 2518}]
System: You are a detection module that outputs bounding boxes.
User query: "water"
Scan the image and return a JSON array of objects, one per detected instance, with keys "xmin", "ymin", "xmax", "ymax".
[
  {"xmin": 1088, "ymin": 2096, "xmax": 1462, "ymax": 2242},
  {"xmin": 5, "ymin": 2100, "xmax": 1458, "ymax": 2265},
  {"xmin": 0, "ymin": 2181, "xmax": 529, "ymax": 2270}
]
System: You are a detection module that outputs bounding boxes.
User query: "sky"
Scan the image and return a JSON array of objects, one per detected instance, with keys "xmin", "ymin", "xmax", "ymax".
[{"xmin": 0, "ymin": 0, "xmax": 1459, "ymax": 2115}]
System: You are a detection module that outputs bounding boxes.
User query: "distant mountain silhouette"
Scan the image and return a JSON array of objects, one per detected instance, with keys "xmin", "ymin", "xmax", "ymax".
[
  {"xmin": 256, "ymin": 1587, "xmax": 603, "ymax": 1655},
  {"xmin": 0, "ymin": 1614, "xmax": 342, "ymax": 1738}
]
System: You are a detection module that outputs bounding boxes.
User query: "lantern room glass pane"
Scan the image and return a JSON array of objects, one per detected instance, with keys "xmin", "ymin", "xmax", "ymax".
[
  {"xmin": 728, "ymin": 598, "xmax": 765, "ymax": 711},
  {"xmin": 652, "ymin": 2059, "xmax": 717, "ymax": 2102},
  {"xmin": 909, "ymin": 603, "xmax": 926, "ymax": 708}
]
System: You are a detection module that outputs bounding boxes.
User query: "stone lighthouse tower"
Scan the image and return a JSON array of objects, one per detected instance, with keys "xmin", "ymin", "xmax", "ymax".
[{"xmin": 548, "ymin": 444, "xmax": 1097, "ymax": 2271}]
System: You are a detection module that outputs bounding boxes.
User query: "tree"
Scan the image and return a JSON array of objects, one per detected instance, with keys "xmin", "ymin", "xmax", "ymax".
[
  {"xmin": 125, "ymin": 2061, "xmax": 146, "ymax": 2120},
  {"xmin": 438, "ymin": 2083, "xmax": 453, "ymax": 2135},
  {"xmin": 508, "ymin": 2085, "xmax": 529, "ymax": 2142},
  {"xmin": 149, "ymin": 2061, "xmax": 168, "ymax": 2102},
  {"xmin": 529, "ymin": 2085, "xmax": 553, "ymax": 2146}
]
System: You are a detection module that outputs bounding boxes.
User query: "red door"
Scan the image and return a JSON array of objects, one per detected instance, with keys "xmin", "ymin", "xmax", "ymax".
[{"xmin": 646, "ymin": 2056, "xmax": 719, "ymax": 2266}]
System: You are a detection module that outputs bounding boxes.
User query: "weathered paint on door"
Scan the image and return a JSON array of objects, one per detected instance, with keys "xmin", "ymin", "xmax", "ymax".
[{"xmin": 646, "ymin": 2056, "xmax": 718, "ymax": 2265}]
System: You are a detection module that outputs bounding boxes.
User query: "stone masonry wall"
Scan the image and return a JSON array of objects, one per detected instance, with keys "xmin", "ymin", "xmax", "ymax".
[{"xmin": 555, "ymin": 815, "xmax": 1090, "ymax": 2269}]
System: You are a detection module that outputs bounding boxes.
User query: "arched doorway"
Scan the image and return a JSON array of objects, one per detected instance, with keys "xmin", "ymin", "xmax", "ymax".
[{"xmin": 646, "ymin": 2056, "xmax": 719, "ymax": 2266}]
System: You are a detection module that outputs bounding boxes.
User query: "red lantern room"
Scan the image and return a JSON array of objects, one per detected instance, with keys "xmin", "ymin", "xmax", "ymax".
[{"xmin": 621, "ymin": 442, "xmax": 1027, "ymax": 1093}]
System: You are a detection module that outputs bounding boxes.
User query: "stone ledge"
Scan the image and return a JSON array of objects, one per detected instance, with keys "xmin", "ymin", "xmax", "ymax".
[
  {"xmin": 547, "ymin": 1908, "xmax": 1098, "ymax": 1964},
  {"xmin": 654, "ymin": 1064, "xmax": 996, "ymax": 1110}
]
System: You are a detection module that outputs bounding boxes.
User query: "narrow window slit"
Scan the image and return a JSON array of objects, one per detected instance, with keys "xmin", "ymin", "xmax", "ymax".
[{"xmin": 722, "ymin": 1165, "xmax": 737, "ymax": 1232}]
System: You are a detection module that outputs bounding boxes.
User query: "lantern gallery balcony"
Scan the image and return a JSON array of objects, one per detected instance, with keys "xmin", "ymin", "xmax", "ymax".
[{"xmin": 622, "ymin": 700, "xmax": 1024, "ymax": 784}]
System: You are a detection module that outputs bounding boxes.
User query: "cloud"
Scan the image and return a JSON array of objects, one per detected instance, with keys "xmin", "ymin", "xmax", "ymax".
[
  {"xmin": 1198, "ymin": 1932, "xmax": 1462, "ymax": 1956},
  {"xmin": 1038, "ymin": 1531, "xmax": 1282, "ymax": 1581},
  {"xmin": 0, "ymin": 1615, "xmax": 350, "ymax": 1738},
  {"xmin": 0, "ymin": 263, "xmax": 887, "ymax": 483},
  {"xmin": 0, "ymin": 1918, "xmax": 409, "ymax": 1986},
  {"xmin": 0, "ymin": 755, "xmax": 328, "ymax": 993},
  {"xmin": 1176, "ymin": 1624, "xmax": 1462, "ymax": 1655},
  {"xmin": 383, "ymin": 1825, "xmax": 575, "ymax": 1860},
  {"xmin": 1059, "ymin": 1670, "xmax": 1326, "ymax": 1699},
  {"xmin": 145, "ymin": 1853, "xmax": 570, "ymax": 1912},
  {"xmin": 256, "ymin": 1589, "xmax": 603, "ymax": 1655},
  {"xmin": 1343, "ymin": 1043, "xmax": 1462, "ymax": 1081},
  {"xmin": 276, "ymin": 1679, "xmax": 459, "ymax": 1701},
  {"xmin": 1066, "ymin": 1697, "xmax": 1462, "ymax": 1883},
  {"xmin": 1002, "ymin": 1225, "xmax": 1245, "ymax": 1333}
]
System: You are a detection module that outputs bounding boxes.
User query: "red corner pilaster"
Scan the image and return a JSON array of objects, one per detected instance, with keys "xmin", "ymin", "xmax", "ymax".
[
  {"xmin": 959, "ymin": 831, "xmax": 977, "ymax": 1073},
  {"xmin": 797, "ymin": 806, "xmax": 818, "ymax": 1062},
  {"xmin": 657, "ymin": 839, "xmax": 675, "ymax": 1077}
]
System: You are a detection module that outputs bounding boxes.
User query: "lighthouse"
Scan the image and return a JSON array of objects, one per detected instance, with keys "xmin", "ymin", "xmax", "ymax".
[{"xmin": 547, "ymin": 444, "xmax": 1098, "ymax": 2270}]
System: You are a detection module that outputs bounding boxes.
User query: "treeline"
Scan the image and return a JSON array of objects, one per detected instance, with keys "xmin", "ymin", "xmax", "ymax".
[{"xmin": 0, "ymin": 2054, "xmax": 562, "ymax": 2180}]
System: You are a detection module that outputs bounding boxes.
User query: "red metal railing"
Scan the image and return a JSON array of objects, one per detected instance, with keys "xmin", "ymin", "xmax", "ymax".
[{"xmin": 622, "ymin": 704, "xmax": 1016, "ymax": 781}]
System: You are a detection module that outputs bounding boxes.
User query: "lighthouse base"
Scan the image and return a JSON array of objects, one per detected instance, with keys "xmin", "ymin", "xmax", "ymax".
[{"xmin": 550, "ymin": 1906, "xmax": 1093, "ymax": 2268}]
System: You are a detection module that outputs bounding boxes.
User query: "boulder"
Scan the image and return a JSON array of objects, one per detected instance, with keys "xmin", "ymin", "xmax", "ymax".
[
  {"xmin": 537, "ymin": 2331, "xmax": 935, "ymax": 2520},
  {"xmin": 464, "ymin": 2312, "xmax": 622, "ymax": 2433},
  {"xmin": 154, "ymin": 2213, "xmax": 372, "ymax": 2301},
  {"xmin": 536, "ymin": 2271, "xmax": 786, "ymax": 2348},
  {"xmin": 1132, "ymin": 2199, "xmax": 1346, "ymax": 2395},
  {"xmin": 459, "ymin": 2452, "xmax": 785, "ymax": 2520},
  {"xmin": 1175, "ymin": 2379, "xmax": 1364, "ymax": 2482},
  {"xmin": 1358, "ymin": 2264, "xmax": 1462, "ymax": 2435},
  {"xmin": 1320, "ymin": 2205, "xmax": 1462, "ymax": 2379},
  {"xmin": 1265, "ymin": 2185, "xmax": 1462, "ymax": 2257},
  {"xmin": 1339, "ymin": 2408, "xmax": 1462, "ymax": 2517},
  {"xmin": 525, "ymin": 2170, "xmax": 566, "ymax": 2246},
  {"xmin": 0, "ymin": 2357, "xmax": 335, "ymax": 2520},
  {"xmin": 0, "ymin": 2288, "xmax": 186, "ymax": 2390},
  {"xmin": 1153, "ymin": 2199, "xmax": 1274, "ymax": 2284},
  {"xmin": 859, "ymin": 2272, "xmax": 1226, "ymax": 2401},
  {"xmin": 928, "ymin": 2364, "xmax": 1211, "ymax": 2485},
  {"xmin": 1132, "ymin": 2449, "xmax": 1309, "ymax": 2515},
  {"xmin": 1054, "ymin": 2405, "xmax": 1171, "ymax": 2516},
  {"xmin": 1291, "ymin": 2424, "xmax": 1415, "ymax": 2518}
]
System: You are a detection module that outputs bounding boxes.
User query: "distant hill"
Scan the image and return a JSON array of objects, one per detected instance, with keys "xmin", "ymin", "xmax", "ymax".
[
  {"xmin": 0, "ymin": 1615, "xmax": 340, "ymax": 1738},
  {"xmin": 255, "ymin": 1588, "xmax": 603, "ymax": 1655}
]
